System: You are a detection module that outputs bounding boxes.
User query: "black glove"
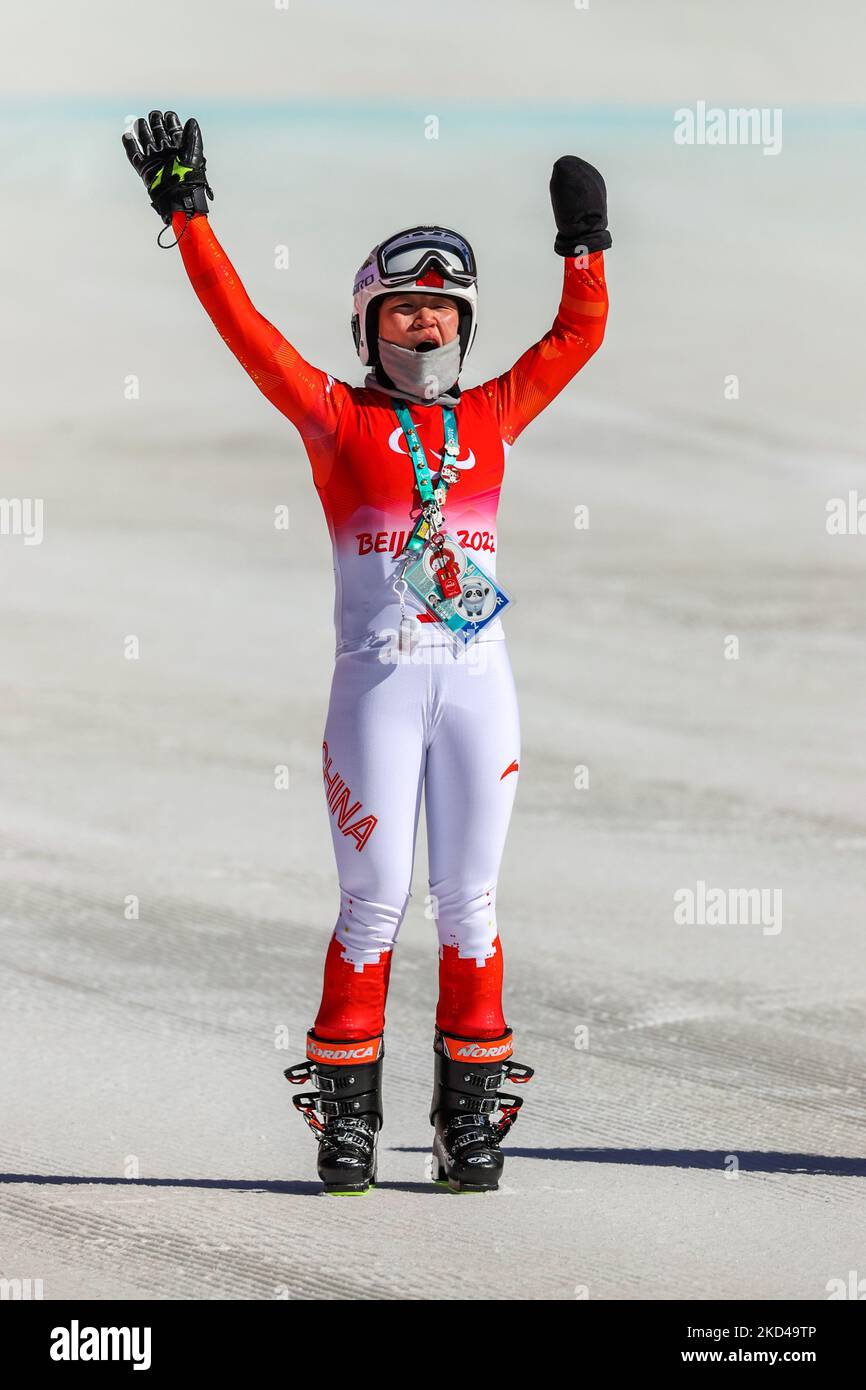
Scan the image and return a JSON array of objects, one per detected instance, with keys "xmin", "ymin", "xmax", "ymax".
[
  {"xmin": 122, "ymin": 110, "xmax": 213, "ymax": 233},
  {"xmin": 549, "ymin": 155, "xmax": 611, "ymax": 257}
]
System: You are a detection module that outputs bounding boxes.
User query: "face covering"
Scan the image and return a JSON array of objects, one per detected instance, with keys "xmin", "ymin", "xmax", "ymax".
[{"xmin": 373, "ymin": 335, "xmax": 463, "ymax": 405}]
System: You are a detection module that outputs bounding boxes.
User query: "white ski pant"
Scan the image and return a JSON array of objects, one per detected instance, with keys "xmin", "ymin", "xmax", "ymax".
[{"xmin": 318, "ymin": 641, "xmax": 520, "ymax": 1013}]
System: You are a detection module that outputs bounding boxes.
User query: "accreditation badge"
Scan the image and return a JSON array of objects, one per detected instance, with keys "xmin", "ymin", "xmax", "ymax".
[{"xmin": 402, "ymin": 532, "xmax": 513, "ymax": 650}]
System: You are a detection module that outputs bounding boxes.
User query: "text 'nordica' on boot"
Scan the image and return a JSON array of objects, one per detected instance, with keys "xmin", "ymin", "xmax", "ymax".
[
  {"xmin": 429, "ymin": 1028, "xmax": 533, "ymax": 1193},
  {"xmin": 285, "ymin": 1031, "xmax": 384, "ymax": 1194}
]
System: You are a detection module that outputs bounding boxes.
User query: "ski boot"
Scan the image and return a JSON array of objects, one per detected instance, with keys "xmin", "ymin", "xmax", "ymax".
[
  {"xmin": 429, "ymin": 1027, "xmax": 533, "ymax": 1193},
  {"xmin": 284, "ymin": 1031, "xmax": 383, "ymax": 1194}
]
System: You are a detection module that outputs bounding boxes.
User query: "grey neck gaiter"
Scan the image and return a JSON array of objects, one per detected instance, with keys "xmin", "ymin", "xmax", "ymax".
[{"xmin": 369, "ymin": 336, "xmax": 463, "ymax": 406}]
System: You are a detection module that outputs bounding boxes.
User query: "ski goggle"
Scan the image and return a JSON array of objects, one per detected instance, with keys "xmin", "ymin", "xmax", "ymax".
[{"xmin": 376, "ymin": 227, "xmax": 477, "ymax": 288}]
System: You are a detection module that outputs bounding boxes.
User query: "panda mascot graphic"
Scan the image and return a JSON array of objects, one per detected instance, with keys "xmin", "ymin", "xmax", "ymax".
[{"xmin": 457, "ymin": 579, "xmax": 492, "ymax": 620}]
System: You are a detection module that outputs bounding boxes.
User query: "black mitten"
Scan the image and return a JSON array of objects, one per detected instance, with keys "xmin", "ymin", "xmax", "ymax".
[{"xmin": 549, "ymin": 155, "xmax": 611, "ymax": 256}]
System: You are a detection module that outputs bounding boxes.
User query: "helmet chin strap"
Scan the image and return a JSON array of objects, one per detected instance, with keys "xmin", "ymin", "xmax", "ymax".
[{"xmin": 373, "ymin": 336, "xmax": 463, "ymax": 406}]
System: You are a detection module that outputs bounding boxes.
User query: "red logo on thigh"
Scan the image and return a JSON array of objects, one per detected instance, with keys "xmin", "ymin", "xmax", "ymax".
[{"xmin": 322, "ymin": 741, "xmax": 378, "ymax": 851}]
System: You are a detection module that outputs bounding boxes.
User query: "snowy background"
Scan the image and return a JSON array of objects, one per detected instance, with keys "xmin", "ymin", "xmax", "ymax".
[{"xmin": 0, "ymin": 0, "xmax": 864, "ymax": 1298}]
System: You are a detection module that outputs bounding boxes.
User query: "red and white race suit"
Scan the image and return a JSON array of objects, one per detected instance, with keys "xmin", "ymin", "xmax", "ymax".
[{"xmin": 175, "ymin": 211, "xmax": 608, "ymax": 1040}]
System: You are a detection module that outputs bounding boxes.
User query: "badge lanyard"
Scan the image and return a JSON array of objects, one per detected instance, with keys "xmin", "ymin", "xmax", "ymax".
[
  {"xmin": 394, "ymin": 400, "xmax": 459, "ymax": 551},
  {"xmin": 390, "ymin": 401, "xmax": 513, "ymax": 655},
  {"xmin": 391, "ymin": 400, "xmax": 461, "ymax": 651}
]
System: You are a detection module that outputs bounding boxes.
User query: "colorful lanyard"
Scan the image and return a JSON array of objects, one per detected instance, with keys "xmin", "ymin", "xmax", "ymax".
[{"xmin": 393, "ymin": 400, "xmax": 459, "ymax": 553}]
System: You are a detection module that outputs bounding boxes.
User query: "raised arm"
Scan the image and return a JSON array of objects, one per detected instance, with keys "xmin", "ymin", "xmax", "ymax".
[
  {"xmin": 174, "ymin": 211, "xmax": 345, "ymax": 441},
  {"xmin": 482, "ymin": 155, "xmax": 611, "ymax": 445},
  {"xmin": 483, "ymin": 251, "xmax": 608, "ymax": 445},
  {"xmin": 122, "ymin": 109, "xmax": 346, "ymax": 444}
]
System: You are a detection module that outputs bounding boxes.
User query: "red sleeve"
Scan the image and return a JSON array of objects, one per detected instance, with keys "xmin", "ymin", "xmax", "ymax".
[
  {"xmin": 172, "ymin": 211, "xmax": 347, "ymax": 444},
  {"xmin": 481, "ymin": 251, "xmax": 609, "ymax": 445}
]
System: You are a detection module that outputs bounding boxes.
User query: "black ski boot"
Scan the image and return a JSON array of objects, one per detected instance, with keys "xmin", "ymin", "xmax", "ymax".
[
  {"xmin": 429, "ymin": 1028, "xmax": 533, "ymax": 1193},
  {"xmin": 285, "ymin": 1031, "xmax": 383, "ymax": 1194}
]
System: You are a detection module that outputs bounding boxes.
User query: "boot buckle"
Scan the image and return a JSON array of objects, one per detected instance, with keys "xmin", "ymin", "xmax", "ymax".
[
  {"xmin": 320, "ymin": 1095, "xmax": 364, "ymax": 1118},
  {"xmin": 283, "ymin": 1062, "xmax": 313, "ymax": 1086},
  {"xmin": 292, "ymin": 1091, "xmax": 326, "ymax": 1135},
  {"xmin": 493, "ymin": 1093, "xmax": 524, "ymax": 1142}
]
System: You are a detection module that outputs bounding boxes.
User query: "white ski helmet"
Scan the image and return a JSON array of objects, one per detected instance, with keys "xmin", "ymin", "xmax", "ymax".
[{"xmin": 351, "ymin": 225, "xmax": 478, "ymax": 369}]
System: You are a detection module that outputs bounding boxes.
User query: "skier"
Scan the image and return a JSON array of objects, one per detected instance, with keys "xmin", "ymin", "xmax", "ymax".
[{"xmin": 122, "ymin": 112, "xmax": 611, "ymax": 1193}]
